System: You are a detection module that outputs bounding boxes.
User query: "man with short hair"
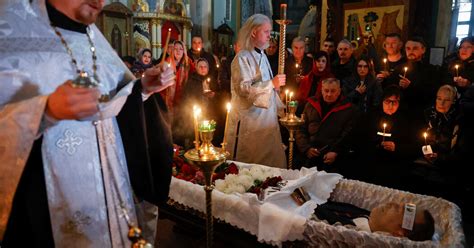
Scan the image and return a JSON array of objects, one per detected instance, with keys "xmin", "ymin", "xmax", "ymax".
[
  {"xmin": 0, "ymin": 0, "xmax": 175, "ymax": 246},
  {"xmin": 296, "ymin": 78, "xmax": 356, "ymax": 174},
  {"xmin": 388, "ymin": 37, "xmax": 441, "ymax": 125},
  {"xmin": 331, "ymin": 39, "xmax": 356, "ymax": 80},
  {"xmin": 285, "ymin": 36, "xmax": 313, "ymax": 91},
  {"xmin": 376, "ymin": 33, "xmax": 406, "ymax": 87},
  {"xmin": 315, "ymin": 201, "xmax": 435, "ymax": 241},
  {"xmin": 322, "ymin": 37, "xmax": 337, "ymax": 64}
]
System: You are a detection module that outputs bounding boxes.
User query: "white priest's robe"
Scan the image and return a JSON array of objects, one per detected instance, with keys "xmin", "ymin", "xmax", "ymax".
[
  {"xmin": 0, "ymin": 1, "xmax": 139, "ymax": 247},
  {"xmin": 225, "ymin": 49, "xmax": 287, "ymax": 168}
]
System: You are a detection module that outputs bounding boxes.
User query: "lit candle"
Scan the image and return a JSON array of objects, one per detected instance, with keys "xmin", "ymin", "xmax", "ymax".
[
  {"xmin": 423, "ymin": 132, "xmax": 428, "ymax": 146},
  {"xmin": 382, "ymin": 122, "xmax": 387, "ymax": 142},
  {"xmin": 193, "ymin": 105, "xmax": 201, "ymax": 150},
  {"xmin": 285, "ymin": 89, "xmax": 289, "ymax": 114},
  {"xmin": 455, "ymin": 64, "xmax": 459, "ymax": 77},
  {"xmin": 216, "ymin": 63, "xmax": 220, "ymax": 69},
  {"xmin": 289, "ymin": 91, "xmax": 293, "ymax": 103},
  {"xmin": 295, "ymin": 63, "xmax": 299, "ymax": 69},
  {"xmin": 280, "ymin": 3, "xmax": 287, "ymax": 20},
  {"xmin": 383, "ymin": 58, "xmax": 388, "ymax": 71},
  {"xmin": 403, "ymin": 66, "xmax": 408, "ymax": 78},
  {"xmin": 223, "ymin": 103, "xmax": 231, "ymax": 146},
  {"xmin": 161, "ymin": 28, "xmax": 172, "ymax": 64}
]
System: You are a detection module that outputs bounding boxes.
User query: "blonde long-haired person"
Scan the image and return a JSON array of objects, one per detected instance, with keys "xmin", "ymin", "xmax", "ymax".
[
  {"xmin": 161, "ymin": 40, "xmax": 194, "ymax": 111},
  {"xmin": 224, "ymin": 14, "xmax": 287, "ymax": 168}
]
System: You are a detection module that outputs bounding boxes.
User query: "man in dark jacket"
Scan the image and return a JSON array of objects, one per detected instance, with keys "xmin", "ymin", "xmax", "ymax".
[{"xmin": 296, "ymin": 78, "xmax": 356, "ymax": 174}]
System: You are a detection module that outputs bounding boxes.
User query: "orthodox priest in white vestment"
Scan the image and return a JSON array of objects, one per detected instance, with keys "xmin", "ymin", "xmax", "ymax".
[
  {"xmin": 225, "ymin": 14, "xmax": 287, "ymax": 169},
  {"xmin": 0, "ymin": 0, "xmax": 174, "ymax": 247}
]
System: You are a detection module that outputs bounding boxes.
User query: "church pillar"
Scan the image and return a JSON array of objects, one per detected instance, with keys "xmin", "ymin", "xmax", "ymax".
[
  {"xmin": 183, "ymin": 24, "xmax": 192, "ymax": 49},
  {"xmin": 151, "ymin": 19, "xmax": 158, "ymax": 59},
  {"xmin": 155, "ymin": 20, "xmax": 163, "ymax": 59}
]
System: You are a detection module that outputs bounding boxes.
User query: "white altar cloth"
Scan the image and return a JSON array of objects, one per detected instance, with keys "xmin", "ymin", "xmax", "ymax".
[{"xmin": 168, "ymin": 161, "xmax": 342, "ymax": 246}]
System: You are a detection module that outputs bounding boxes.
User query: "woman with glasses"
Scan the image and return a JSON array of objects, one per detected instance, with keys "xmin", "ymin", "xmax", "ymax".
[
  {"xmin": 342, "ymin": 56, "xmax": 382, "ymax": 114},
  {"xmin": 360, "ymin": 85, "xmax": 420, "ymax": 190},
  {"xmin": 442, "ymin": 36, "xmax": 474, "ymax": 96}
]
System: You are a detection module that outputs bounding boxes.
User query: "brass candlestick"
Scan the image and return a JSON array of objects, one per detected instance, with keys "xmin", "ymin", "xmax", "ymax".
[
  {"xmin": 279, "ymin": 101, "xmax": 304, "ymax": 169},
  {"xmin": 184, "ymin": 127, "xmax": 229, "ymax": 248},
  {"xmin": 275, "ymin": 5, "xmax": 291, "ymax": 75}
]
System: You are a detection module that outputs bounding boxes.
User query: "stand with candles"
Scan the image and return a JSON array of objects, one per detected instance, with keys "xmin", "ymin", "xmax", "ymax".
[
  {"xmin": 279, "ymin": 91, "xmax": 304, "ymax": 169},
  {"xmin": 184, "ymin": 105, "xmax": 230, "ymax": 248},
  {"xmin": 276, "ymin": 3, "xmax": 292, "ymax": 75}
]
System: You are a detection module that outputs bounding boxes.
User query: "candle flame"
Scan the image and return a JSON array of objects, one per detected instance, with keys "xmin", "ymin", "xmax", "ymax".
[
  {"xmin": 168, "ymin": 28, "xmax": 171, "ymax": 32},
  {"xmin": 404, "ymin": 67, "xmax": 408, "ymax": 72},
  {"xmin": 423, "ymin": 132, "xmax": 428, "ymax": 138},
  {"xmin": 226, "ymin": 102, "xmax": 231, "ymax": 112},
  {"xmin": 289, "ymin": 92, "xmax": 294, "ymax": 97},
  {"xmin": 383, "ymin": 58, "xmax": 387, "ymax": 63},
  {"xmin": 207, "ymin": 77, "xmax": 211, "ymax": 82},
  {"xmin": 383, "ymin": 123, "xmax": 387, "ymax": 128},
  {"xmin": 193, "ymin": 105, "xmax": 201, "ymax": 117},
  {"xmin": 295, "ymin": 64, "xmax": 299, "ymax": 68},
  {"xmin": 285, "ymin": 89, "xmax": 289, "ymax": 94},
  {"xmin": 217, "ymin": 64, "xmax": 219, "ymax": 68},
  {"xmin": 455, "ymin": 64, "xmax": 459, "ymax": 69}
]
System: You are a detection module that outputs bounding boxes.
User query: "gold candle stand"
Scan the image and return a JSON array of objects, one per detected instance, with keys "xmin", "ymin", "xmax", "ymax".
[
  {"xmin": 279, "ymin": 103, "xmax": 304, "ymax": 169},
  {"xmin": 184, "ymin": 129, "xmax": 229, "ymax": 248}
]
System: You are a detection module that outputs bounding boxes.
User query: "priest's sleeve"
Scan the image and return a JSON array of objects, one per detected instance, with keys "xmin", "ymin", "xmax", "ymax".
[{"xmin": 117, "ymin": 80, "xmax": 173, "ymax": 206}]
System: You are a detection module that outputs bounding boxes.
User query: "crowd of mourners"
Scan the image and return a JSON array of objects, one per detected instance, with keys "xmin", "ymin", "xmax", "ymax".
[{"xmin": 122, "ymin": 33, "xmax": 474, "ymax": 222}]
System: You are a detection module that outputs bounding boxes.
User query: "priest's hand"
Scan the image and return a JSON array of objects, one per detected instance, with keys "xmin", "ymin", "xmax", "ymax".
[
  {"xmin": 141, "ymin": 63, "xmax": 176, "ymax": 94},
  {"xmin": 272, "ymin": 74, "xmax": 286, "ymax": 90},
  {"xmin": 46, "ymin": 81, "xmax": 101, "ymax": 120}
]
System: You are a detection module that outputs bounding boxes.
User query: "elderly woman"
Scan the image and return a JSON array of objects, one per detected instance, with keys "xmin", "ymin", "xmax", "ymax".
[
  {"xmin": 408, "ymin": 85, "xmax": 462, "ymax": 203},
  {"xmin": 224, "ymin": 14, "xmax": 287, "ymax": 168},
  {"xmin": 423, "ymin": 84, "xmax": 460, "ymax": 165}
]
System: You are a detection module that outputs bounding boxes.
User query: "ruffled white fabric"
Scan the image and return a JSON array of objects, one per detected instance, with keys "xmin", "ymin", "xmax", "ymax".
[
  {"xmin": 304, "ymin": 179, "xmax": 466, "ymax": 247},
  {"xmin": 168, "ymin": 161, "xmax": 342, "ymax": 246}
]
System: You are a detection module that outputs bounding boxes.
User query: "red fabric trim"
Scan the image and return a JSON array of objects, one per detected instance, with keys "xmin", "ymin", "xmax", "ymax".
[{"xmin": 307, "ymin": 97, "xmax": 351, "ymax": 123}]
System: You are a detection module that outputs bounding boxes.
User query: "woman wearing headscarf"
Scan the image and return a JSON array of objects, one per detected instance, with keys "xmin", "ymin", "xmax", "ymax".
[
  {"xmin": 131, "ymin": 48, "xmax": 153, "ymax": 77},
  {"xmin": 296, "ymin": 51, "xmax": 333, "ymax": 115}
]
